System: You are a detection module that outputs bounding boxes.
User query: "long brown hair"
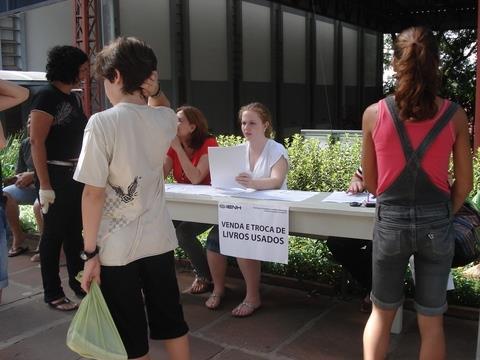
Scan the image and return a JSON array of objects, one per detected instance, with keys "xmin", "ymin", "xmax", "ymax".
[
  {"xmin": 393, "ymin": 27, "xmax": 440, "ymax": 121},
  {"xmin": 238, "ymin": 102, "xmax": 274, "ymax": 138},
  {"xmin": 176, "ymin": 105, "xmax": 211, "ymax": 149}
]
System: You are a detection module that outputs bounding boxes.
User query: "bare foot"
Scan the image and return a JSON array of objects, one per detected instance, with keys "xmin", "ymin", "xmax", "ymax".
[
  {"xmin": 8, "ymin": 246, "xmax": 29, "ymax": 257},
  {"xmin": 231, "ymin": 301, "xmax": 261, "ymax": 317},
  {"xmin": 186, "ymin": 277, "xmax": 212, "ymax": 294},
  {"xmin": 205, "ymin": 292, "xmax": 224, "ymax": 310},
  {"xmin": 30, "ymin": 253, "xmax": 40, "ymax": 262},
  {"xmin": 11, "ymin": 233, "xmax": 26, "ymax": 253}
]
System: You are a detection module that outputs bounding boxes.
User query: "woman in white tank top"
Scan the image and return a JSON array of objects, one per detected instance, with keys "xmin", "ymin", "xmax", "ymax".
[{"xmin": 205, "ymin": 102, "xmax": 288, "ymax": 317}]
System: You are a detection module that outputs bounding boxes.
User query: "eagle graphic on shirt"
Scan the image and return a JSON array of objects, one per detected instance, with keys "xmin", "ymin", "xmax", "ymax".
[{"xmin": 110, "ymin": 176, "xmax": 140, "ymax": 203}]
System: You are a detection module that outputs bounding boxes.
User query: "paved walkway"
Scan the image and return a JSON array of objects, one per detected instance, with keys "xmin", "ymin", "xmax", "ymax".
[{"xmin": 0, "ymin": 241, "xmax": 478, "ymax": 359}]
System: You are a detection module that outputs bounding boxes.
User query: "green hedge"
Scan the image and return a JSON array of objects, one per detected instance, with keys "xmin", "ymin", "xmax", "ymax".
[
  {"xmin": 5, "ymin": 132, "xmax": 478, "ymax": 307},
  {"xmin": 0, "ymin": 135, "xmax": 21, "ymax": 179}
]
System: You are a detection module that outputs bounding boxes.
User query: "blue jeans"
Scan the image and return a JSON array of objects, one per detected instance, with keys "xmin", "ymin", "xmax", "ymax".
[
  {"xmin": 3, "ymin": 184, "xmax": 37, "ymax": 205},
  {"xmin": 371, "ymin": 202, "xmax": 454, "ymax": 316},
  {"xmin": 205, "ymin": 225, "xmax": 220, "ymax": 253},
  {"xmin": 0, "ymin": 205, "xmax": 8, "ymax": 290}
]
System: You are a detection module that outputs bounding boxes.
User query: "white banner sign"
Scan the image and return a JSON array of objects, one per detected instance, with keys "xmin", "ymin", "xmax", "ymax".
[{"xmin": 218, "ymin": 202, "xmax": 289, "ymax": 264}]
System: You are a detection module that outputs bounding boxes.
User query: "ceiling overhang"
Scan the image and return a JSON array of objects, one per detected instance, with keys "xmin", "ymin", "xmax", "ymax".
[{"xmin": 272, "ymin": 0, "xmax": 476, "ymax": 33}]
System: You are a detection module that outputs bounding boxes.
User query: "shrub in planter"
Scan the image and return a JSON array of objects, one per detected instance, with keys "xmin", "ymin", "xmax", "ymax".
[{"xmin": 0, "ymin": 135, "xmax": 21, "ymax": 179}]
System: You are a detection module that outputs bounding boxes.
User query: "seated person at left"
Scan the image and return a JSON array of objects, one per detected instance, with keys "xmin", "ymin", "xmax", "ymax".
[{"xmin": 6, "ymin": 119, "xmax": 42, "ymax": 257}]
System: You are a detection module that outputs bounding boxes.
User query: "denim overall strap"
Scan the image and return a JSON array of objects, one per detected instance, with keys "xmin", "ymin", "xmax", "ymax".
[
  {"xmin": 377, "ymin": 96, "xmax": 457, "ymax": 205},
  {"xmin": 385, "ymin": 96, "xmax": 459, "ymax": 163}
]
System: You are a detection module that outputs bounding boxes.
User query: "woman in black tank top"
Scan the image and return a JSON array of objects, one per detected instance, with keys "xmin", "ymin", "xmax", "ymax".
[{"xmin": 30, "ymin": 46, "xmax": 88, "ymax": 311}]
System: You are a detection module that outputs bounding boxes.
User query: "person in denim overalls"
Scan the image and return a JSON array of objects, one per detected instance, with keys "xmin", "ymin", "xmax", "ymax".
[{"xmin": 361, "ymin": 27, "xmax": 473, "ymax": 359}]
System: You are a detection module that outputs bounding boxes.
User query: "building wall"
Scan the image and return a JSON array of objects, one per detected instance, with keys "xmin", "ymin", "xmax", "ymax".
[
  {"xmin": 1, "ymin": 0, "xmax": 383, "ymax": 136},
  {"xmin": 24, "ymin": 0, "xmax": 72, "ymax": 71},
  {"xmin": 118, "ymin": 0, "xmax": 171, "ymax": 80}
]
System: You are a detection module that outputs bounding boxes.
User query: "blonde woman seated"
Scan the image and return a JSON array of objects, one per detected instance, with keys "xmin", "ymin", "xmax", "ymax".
[{"xmin": 205, "ymin": 102, "xmax": 288, "ymax": 317}]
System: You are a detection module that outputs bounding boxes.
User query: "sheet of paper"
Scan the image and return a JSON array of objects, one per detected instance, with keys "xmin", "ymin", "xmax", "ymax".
[
  {"xmin": 165, "ymin": 184, "xmax": 316, "ymax": 202},
  {"xmin": 208, "ymin": 145, "xmax": 248, "ymax": 189},
  {"xmin": 321, "ymin": 191, "xmax": 369, "ymax": 203},
  {"xmin": 219, "ymin": 202, "xmax": 289, "ymax": 264},
  {"xmin": 165, "ymin": 183, "xmax": 243, "ymax": 197},
  {"xmin": 232, "ymin": 189, "xmax": 318, "ymax": 202}
]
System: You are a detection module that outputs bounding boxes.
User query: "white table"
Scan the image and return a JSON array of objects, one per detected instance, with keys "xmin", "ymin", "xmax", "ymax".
[
  {"xmin": 165, "ymin": 189, "xmax": 405, "ymax": 333},
  {"xmin": 166, "ymin": 191, "xmax": 375, "ymax": 239}
]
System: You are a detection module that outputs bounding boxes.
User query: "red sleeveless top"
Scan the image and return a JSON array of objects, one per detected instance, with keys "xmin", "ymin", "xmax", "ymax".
[
  {"xmin": 372, "ymin": 99, "xmax": 455, "ymax": 195},
  {"xmin": 167, "ymin": 137, "xmax": 218, "ymax": 185}
]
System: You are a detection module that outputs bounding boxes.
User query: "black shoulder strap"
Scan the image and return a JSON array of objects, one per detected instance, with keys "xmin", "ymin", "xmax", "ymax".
[{"xmin": 385, "ymin": 96, "xmax": 458, "ymax": 162}]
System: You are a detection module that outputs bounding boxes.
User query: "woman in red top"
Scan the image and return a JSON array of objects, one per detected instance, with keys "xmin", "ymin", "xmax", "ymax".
[{"xmin": 164, "ymin": 106, "xmax": 218, "ymax": 293}]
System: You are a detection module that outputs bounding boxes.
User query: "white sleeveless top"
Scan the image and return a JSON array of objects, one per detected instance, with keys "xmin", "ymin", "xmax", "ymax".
[{"xmin": 243, "ymin": 139, "xmax": 289, "ymax": 189}]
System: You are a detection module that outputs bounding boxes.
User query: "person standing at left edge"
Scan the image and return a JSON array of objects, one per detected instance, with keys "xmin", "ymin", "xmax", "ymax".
[
  {"xmin": 30, "ymin": 46, "xmax": 89, "ymax": 311},
  {"xmin": 0, "ymin": 79, "xmax": 29, "ymax": 304}
]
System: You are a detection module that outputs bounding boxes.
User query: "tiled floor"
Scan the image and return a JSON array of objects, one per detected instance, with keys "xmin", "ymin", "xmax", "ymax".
[{"xmin": 0, "ymin": 240, "xmax": 478, "ymax": 359}]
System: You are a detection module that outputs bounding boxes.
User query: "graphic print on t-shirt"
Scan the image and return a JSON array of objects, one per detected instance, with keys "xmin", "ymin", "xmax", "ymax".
[
  {"xmin": 54, "ymin": 101, "xmax": 75, "ymax": 125},
  {"xmin": 110, "ymin": 176, "xmax": 140, "ymax": 203},
  {"xmin": 104, "ymin": 176, "xmax": 141, "ymax": 233}
]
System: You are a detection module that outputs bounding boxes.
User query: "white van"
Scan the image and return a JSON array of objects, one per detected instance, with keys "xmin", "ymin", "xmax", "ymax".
[{"xmin": 0, "ymin": 70, "xmax": 49, "ymax": 136}]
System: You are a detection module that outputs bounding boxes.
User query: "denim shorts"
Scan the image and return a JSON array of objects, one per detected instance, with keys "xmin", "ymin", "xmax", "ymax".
[
  {"xmin": 0, "ymin": 206, "xmax": 8, "ymax": 289},
  {"xmin": 205, "ymin": 225, "xmax": 220, "ymax": 253},
  {"xmin": 3, "ymin": 184, "xmax": 37, "ymax": 205},
  {"xmin": 371, "ymin": 202, "xmax": 454, "ymax": 316}
]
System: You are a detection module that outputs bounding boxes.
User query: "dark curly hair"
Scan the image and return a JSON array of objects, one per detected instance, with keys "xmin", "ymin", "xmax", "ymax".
[
  {"xmin": 95, "ymin": 37, "xmax": 157, "ymax": 95},
  {"xmin": 45, "ymin": 46, "xmax": 88, "ymax": 84},
  {"xmin": 393, "ymin": 27, "xmax": 440, "ymax": 121}
]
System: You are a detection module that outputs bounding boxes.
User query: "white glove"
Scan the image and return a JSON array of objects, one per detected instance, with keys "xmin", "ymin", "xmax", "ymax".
[{"xmin": 39, "ymin": 189, "xmax": 55, "ymax": 214}]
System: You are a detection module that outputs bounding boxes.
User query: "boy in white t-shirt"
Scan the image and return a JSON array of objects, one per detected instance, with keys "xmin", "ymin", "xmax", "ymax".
[{"xmin": 73, "ymin": 37, "xmax": 189, "ymax": 360}]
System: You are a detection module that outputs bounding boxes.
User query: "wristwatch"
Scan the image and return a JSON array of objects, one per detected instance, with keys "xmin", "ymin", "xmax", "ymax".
[{"xmin": 80, "ymin": 246, "xmax": 99, "ymax": 261}]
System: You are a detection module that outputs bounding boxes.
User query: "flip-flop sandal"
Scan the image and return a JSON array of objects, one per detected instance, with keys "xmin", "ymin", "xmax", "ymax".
[
  {"xmin": 30, "ymin": 253, "xmax": 40, "ymax": 262},
  {"xmin": 231, "ymin": 301, "xmax": 261, "ymax": 318},
  {"xmin": 8, "ymin": 246, "xmax": 29, "ymax": 257},
  {"xmin": 188, "ymin": 277, "xmax": 213, "ymax": 294},
  {"xmin": 205, "ymin": 292, "xmax": 224, "ymax": 310},
  {"xmin": 48, "ymin": 297, "xmax": 78, "ymax": 311}
]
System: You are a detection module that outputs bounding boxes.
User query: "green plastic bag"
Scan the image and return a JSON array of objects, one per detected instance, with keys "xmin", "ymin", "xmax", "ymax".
[{"xmin": 66, "ymin": 280, "xmax": 127, "ymax": 360}]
